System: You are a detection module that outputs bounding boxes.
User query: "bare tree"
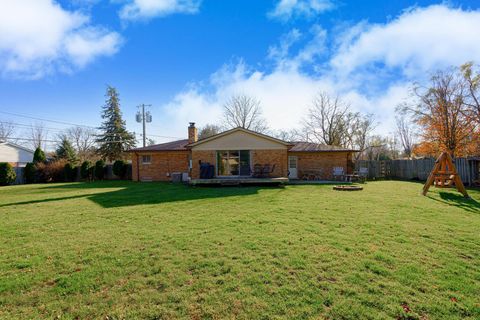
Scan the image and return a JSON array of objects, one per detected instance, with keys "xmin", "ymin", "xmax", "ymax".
[
  {"xmin": 350, "ymin": 113, "xmax": 376, "ymax": 160},
  {"xmin": 304, "ymin": 92, "xmax": 351, "ymax": 146},
  {"xmin": 272, "ymin": 129, "xmax": 301, "ymax": 142},
  {"xmin": 198, "ymin": 124, "xmax": 221, "ymax": 140},
  {"xmin": 29, "ymin": 123, "xmax": 48, "ymax": 150},
  {"xmin": 395, "ymin": 113, "xmax": 415, "ymax": 158},
  {"xmin": 65, "ymin": 126, "xmax": 97, "ymax": 161},
  {"xmin": 222, "ymin": 94, "xmax": 268, "ymax": 133},
  {"xmin": 364, "ymin": 135, "xmax": 390, "ymax": 161},
  {"xmin": 0, "ymin": 121, "xmax": 15, "ymax": 142}
]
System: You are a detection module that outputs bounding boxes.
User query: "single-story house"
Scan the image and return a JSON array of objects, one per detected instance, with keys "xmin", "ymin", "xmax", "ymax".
[
  {"xmin": 0, "ymin": 141, "xmax": 34, "ymax": 167},
  {"xmin": 129, "ymin": 123, "xmax": 356, "ymax": 183},
  {"xmin": 0, "ymin": 141, "xmax": 35, "ymax": 184}
]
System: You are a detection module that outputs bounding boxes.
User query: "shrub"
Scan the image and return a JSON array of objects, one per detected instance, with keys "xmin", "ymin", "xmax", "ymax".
[
  {"xmin": 33, "ymin": 147, "xmax": 46, "ymax": 164},
  {"xmin": 64, "ymin": 163, "xmax": 77, "ymax": 182},
  {"xmin": 36, "ymin": 160, "xmax": 67, "ymax": 183},
  {"xmin": 94, "ymin": 160, "xmax": 105, "ymax": 180},
  {"xmin": 80, "ymin": 161, "xmax": 92, "ymax": 180},
  {"xmin": 24, "ymin": 162, "xmax": 36, "ymax": 184},
  {"xmin": 113, "ymin": 160, "xmax": 127, "ymax": 178},
  {"xmin": 0, "ymin": 163, "xmax": 16, "ymax": 186}
]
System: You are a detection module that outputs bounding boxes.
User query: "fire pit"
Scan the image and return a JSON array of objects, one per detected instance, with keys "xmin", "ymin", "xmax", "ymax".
[{"xmin": 333, "ymin": 185, "xmax": 363, "ymax": 191}]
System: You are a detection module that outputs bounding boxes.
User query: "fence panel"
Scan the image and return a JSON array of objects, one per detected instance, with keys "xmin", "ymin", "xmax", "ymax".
[{"xmin": 356, "ymin": 158, "xmax": 475, "ymax": 185}]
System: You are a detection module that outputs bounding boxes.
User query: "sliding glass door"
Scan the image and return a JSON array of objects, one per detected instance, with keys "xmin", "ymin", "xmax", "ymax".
[{"xmin": 217, "ymin": 150, "xmax": 250, "ymax": 176}]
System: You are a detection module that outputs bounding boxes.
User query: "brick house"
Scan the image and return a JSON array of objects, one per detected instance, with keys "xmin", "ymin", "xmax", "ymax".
[{"xmin": 129, "ymin": 123, "xmax": 356, "ymax": 182}]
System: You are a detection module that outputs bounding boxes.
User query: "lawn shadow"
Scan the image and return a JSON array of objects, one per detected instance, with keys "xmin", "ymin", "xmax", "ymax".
[
  {"xmin": 0, "ymin": 194, "xmax": 89, "ymax": 208},
  {"xmin": 1, "ymin": 181, "xmax": 284, "ymax": 209},
  {"xmin": 428, "ymin": 191, "xmax": 480, "ymax": 213}
]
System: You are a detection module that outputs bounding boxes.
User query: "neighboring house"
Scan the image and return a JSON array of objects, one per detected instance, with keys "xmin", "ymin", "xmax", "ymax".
[
  {"xmin": 129, "ymin": 123, "xmax": 356, "ymax": 183},
  {"xmin": 0, "ymin": 141, "xmax": 35, "ymax": 184},
  {"xmin": 0, "ymin": 141, "xmax": 34, "ymax": 167}
]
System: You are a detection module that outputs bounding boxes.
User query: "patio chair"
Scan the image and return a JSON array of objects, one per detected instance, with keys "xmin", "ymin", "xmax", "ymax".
[
  {"xmin": 253, "ymin": 164, "xmax": 263, "ymax": 178},
  {"xmin": 263, "ymin": 164, "xmax": 276, "ymax": 177},
  {"xmin": 358, "ymin": 167, "xmax": 368, "ymax": 183},
  {"xmin": 332, "ymin": 167, "xmax": 345, "ymax": 181}
]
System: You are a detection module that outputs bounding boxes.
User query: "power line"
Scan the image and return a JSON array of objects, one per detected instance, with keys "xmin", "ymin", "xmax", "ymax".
[
  {"xmin": 0, "ymin": 111, "xmax": 97, "ymax": 129},
  {"xmin": 0, "ymin": 112, "xmax": 183, "ymax": 140},
  {"xmin": 5, "ymin": 137, "xmax": 138, "ymax": 144}
]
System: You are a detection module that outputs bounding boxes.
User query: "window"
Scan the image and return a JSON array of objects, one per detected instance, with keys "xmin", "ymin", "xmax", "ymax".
[
  {"xmin": 142, "ymin": 155, "xmax": 151, "ymax": 164},
  {"xmin": 216, "ymin": 150, "xmax": 251, "ymax": 176}
]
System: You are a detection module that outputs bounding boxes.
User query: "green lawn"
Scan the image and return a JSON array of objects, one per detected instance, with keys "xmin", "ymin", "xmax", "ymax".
[{"xmin": 0, "ymin": 181, "xmax": 479, "ymax": 319}]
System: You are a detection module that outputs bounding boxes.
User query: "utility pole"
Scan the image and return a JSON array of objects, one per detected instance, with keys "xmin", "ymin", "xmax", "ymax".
[{"xmin": 136, "ymin": 104, "xmax": 152, "ymax": 147}]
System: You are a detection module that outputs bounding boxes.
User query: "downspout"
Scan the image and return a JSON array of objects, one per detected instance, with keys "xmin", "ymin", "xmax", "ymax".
[{"xmin": 136, "ymin": 152, "xmax": 140, "ymax": 182}]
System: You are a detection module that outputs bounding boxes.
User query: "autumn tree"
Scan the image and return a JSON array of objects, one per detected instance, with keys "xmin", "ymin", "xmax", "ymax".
[
  {"xmin": 461, "ymin": 62, "xmax": 480, "ymax": 124},
  {"xmin": 97, "ymin": 86, "xmax": 136, "ymax": 161},
  {"xmin": 405, "ymin": 68, "xmax": 476, "ymax": 157},
  {"xmin": 222, "ymin": 94, "xmax": 268, "ymax": 133}
]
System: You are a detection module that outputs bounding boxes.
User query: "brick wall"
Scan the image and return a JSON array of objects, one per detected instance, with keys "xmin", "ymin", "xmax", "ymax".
[
  {"xmin": 191, "ymin": 150, "xmax": 216, "ymax": 179},
  {"xmin": 289, "ymin": 151, "xmax": 349, "ymax": 180},
  {"xmin": 251, "ymin": 149, "xmax": 288, "ymax": 177},
  {"xmin": 132, "ymin": 151, "xmax": 189, "ymax": 181}
]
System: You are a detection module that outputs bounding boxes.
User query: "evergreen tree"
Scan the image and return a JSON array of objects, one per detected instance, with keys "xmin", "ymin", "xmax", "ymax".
[
  {"xmin": 56, "ymin": 135, "xmax": 77, "ymax": 163},
  {"xmin": 33, "ymin": 147, "xmax": 46, "ymax": 164},
  {"xmin": 97, "ymin": 86, "xmax": 136, "ymax": 161}
]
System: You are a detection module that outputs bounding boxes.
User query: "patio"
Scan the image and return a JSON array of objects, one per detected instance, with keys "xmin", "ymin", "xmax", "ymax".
[{"xmin": 190, "ymin": 177, "xmax": 289, "ymax": 186}]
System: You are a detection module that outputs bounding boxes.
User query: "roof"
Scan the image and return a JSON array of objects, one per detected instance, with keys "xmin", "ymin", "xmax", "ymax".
[
  {"xmin": 289, "ymin": 142, "xmax": 357, "ymax": 152},
  {"xmin": 129, "ymin": 139, "xmax": 189, "ymax": 152},
  {"xmin": 187, "ymin": 127, "xmax": 292, "ymax": 147},
  {"xmin": 0, "ymin": 141, "xmax": 34, "ymax": 154}
]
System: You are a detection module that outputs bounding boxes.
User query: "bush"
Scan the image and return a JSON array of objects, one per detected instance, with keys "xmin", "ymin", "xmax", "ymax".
[
  {"xmin": 64, "ymin": 163, "xmax": 77, "ymax": 182},
  {"xmin": 80, "ymin": 161, "xmax": 92, "ymax": 180},
  {"xmin": 33, "ymin": 147, "xmax": 46, "ymax": 164},
  {"xmin": 94, "ymin": 160, "xmax": 105, "ymax": 180},
  {"xmin": 24, "ymin": 162, "xmax": 36, "ymax": 184},
  {"xmin": 36, "ymin": 160, "xmax": 67, "ymax": 183},
  {"xmin": 113, "ymin": 160, "xmax": 127, "ymax": 178},
  {"xmin": 0, "ymin": 163, "xmax": 16, "ymax": 186}
]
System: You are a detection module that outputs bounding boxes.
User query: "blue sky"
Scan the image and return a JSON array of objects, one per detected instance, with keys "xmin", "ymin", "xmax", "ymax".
[{"xmin": 1, "ymin": 0, "xmax": 480, "ymax": 149}]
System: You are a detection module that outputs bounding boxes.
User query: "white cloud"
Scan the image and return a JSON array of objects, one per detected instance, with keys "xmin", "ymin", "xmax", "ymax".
[
  {"xmin": 331, "ymin": 5, "xmax": 480, "ymax": 77},
  {"xmin": 269, "ymin": 0, "xmax": 335, "ymax": 21},
  {"xmin": 154, "ymin": 4, "xmax": 480, "ymax": 139},
  {"xmin": 0, "ymin": 0, "xmax": 122, "ymax": 79},
  {"xmin": 119, "ymin": 0, "xmax": 201, "ymax": 20}
]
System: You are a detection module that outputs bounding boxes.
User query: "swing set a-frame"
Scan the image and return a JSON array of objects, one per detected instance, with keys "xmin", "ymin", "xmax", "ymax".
[{"xmin": 422, "ymin": 151, "xmax": 469, "ymax": 198}]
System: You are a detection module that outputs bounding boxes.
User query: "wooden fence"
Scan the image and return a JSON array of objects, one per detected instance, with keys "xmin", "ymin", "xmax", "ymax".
[{"xmin": 355, "ymin": 158, "xmax": 480, "ymax": 185}]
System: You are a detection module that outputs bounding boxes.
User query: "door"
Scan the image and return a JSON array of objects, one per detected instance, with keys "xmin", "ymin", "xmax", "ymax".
[{"xmin": 288, "ymin": 156, "xmax": 298, "ymax": 179}]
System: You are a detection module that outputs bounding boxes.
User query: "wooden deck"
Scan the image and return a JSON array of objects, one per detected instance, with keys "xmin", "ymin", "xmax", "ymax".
[{"xmin": 190, "ymin": 177, "xmax": 289, "ymax": 186}]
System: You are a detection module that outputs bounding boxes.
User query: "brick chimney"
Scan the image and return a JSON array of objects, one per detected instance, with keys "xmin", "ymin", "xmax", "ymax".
[{"xmin": 188, "ymin": 122, "xmax": 198, "ymax": 144}]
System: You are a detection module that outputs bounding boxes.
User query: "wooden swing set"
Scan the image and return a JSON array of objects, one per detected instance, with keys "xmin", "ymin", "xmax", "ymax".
[{"xmin": 422, "ymin": 151, "xmax": 469, "ymax": 198}]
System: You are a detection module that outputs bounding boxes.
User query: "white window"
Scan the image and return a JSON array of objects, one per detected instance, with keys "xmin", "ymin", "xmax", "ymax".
[{"xmin": 142, "ymin": 155, "xmax": 151, "ymax": 164}]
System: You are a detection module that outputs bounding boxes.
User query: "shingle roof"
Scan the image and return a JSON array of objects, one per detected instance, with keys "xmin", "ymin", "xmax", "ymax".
[
  {"xmin": 129, "ymin": 139, "xmax": 189, "ymax": 152},
  {"xmin": 289, "ymin": 142, "xmax": 356, "ymax": 152}
]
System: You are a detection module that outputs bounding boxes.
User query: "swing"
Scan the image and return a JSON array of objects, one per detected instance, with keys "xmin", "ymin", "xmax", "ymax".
[{"xmin": 422, "ymin": 152, "xmax": 469, "ymax": 198}]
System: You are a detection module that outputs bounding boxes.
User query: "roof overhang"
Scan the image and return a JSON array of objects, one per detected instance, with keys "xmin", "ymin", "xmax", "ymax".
[{"xmin": 187, "ymin": 127, "xmax": 293, "ymax": 148}]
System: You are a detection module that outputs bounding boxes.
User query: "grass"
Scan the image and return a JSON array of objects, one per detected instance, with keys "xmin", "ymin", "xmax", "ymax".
[{"xmin": 0, "ymin": 181, "xmax": 479, "ymax": 319}]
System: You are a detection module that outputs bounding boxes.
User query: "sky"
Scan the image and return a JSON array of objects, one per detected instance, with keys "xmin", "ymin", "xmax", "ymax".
[{"xmin": 1, "ymin": 0, "xmax": 480, "ymax": 149}]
